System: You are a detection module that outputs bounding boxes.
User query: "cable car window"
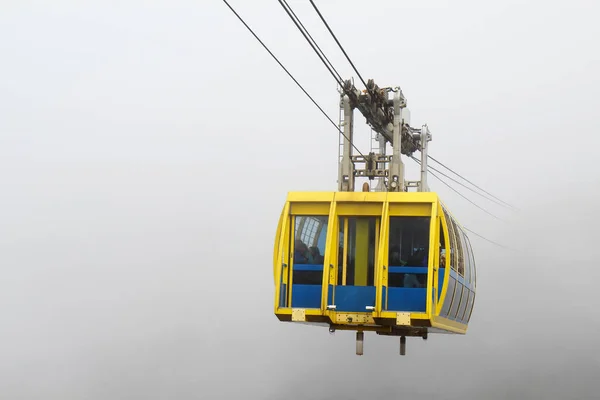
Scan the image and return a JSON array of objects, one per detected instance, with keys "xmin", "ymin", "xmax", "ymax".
[
  {"xmin": 450, "ymin": 220, "xmax": 465, "ymax": 276},
  {"xmin": 441, "ymin": 276, "xmax": 455, "ymax": 317},
  {"xmin": 292, "ymin": 215, "xmax": 328, "ymax": 285},
  {"xmin": 444, "ymin": 212, "xmax": 464, "ymax": 277},
  {"xmin": 439, "ymin": 218, "xmax": 446, "ymax": 269},
  {"xmin": 458, "ymin": 228, "xmax": 470, "ymax": 283},
  {"xmin": 337, "ymin": 217, "xmax": 378, "ymax": 286},
  {"xmin": 443, "ymin": 209, "xmax": 458, "ymax": 273},
  {"xmin": 388, "ymin": 216, "xmax": 430, "ymax": 288},
  {"xmin": 465, "ymin": 235, "xmax": 476, "ymax": 287},
  {"xmin": 294, "ymin": 216, "xmax": 327, "ymax": 264}
]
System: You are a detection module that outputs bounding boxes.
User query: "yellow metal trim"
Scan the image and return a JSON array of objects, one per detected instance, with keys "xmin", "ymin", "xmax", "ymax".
[
  {"xmin": 426, "ymin": 202, "xmax": 438, "ymax": 318},
  {"xmin": 380, "ymin": 311, "xmax": 428, "ymax": 320},
  {"xmin": 286, "ymin": 191, "xmax": 439, "ymax": 204},
  {"xmin": 287, "ymin": 192, "xmax": 334, "ymax": 202},
  {"xmin": 321, "ymin": 201, "xmax": 338, "ymax": 311},
  {"xmin": 432, "ymin": 315, "xmax": 468, "ymax": 334},
  {"xmin": 290, "ymin": 203, "xmax": 330, "ymax": 215},
  {"xmin": 396, "ymin": 312, "xmax": 411, "ymax": 325},
  {"xmin": 334, "ymin": 192, "xmax": 387, "ymax": 202},
  {"xmin": 334, "ymin": 313, "xmax": 376, "ymax": 324},
  {"xmin": 273, "ymin": 203, "xmax": 286, "ymax": 284},
  {"xmin": 276, "ymin": 308, "xmax": 323, "ymax": 316},
  {"xmin": 342, "ymin": 217, "xmax": 348, "ymax": 286},
  {"xmin": 374, "ymin": 201, "xmax": 389, "ymax": 317},
  {"xmin": 274, "ymin": 201, "xmax": 291, "ymax": 314},
  {"xmin": 374, "ymin": 218, "xmax": 380, "ymax": 287},
  {"xmin": 291, "ymin": 308, "xmax": 306, "ymax": 322},
  {"xmin": 432, "ymin": 215, "xmax": 440, "ymax": 313},
  {"xmin": 287, "ymin": 215, "xmax": 295, "ymax": 307},
  {"xmin": 445, "ymin": 209, "xmax": 457, "ymax": 274},
  {"xmin": 387, "ymin": 192, "xmax": 438, "ymax": 203},
  {"xmin": 388, "ymin": 203, "xmax": 432, "ymax": 216},
  {"xmin": 436, "ymin": 205, "xmax": 452, "ymax": 315},
  {"xmin": 336, "ymin": 203, "xmax": 383, "ymax": 215}
]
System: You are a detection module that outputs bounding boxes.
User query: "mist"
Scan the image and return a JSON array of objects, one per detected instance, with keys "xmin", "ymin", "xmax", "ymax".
[{"xmin": 1, "ymin": 1, "xmax": 599, "ymax": 399}]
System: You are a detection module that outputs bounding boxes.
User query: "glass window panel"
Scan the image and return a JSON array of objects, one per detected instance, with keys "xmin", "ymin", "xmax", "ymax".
[
  {"xmin": 294, "ymin": 216, "xmax": 328, "ymax": 264},
  {"xmin": 388, "ymin": 216, "xmax": 430, "ymax": 288},
  {"xmin": 337, "ymin": 216, "xmax": 377, "ymax": 287}
]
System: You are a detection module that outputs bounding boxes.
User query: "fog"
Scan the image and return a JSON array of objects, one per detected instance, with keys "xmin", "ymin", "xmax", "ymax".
[{"xmin": 1, "ymin": 1, "xmax": 599, "ymax": 398}]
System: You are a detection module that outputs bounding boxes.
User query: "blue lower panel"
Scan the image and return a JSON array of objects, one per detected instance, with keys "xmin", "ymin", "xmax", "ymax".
[
  {"xmin": 438, "ymin": 268, "xmax": 445, "ymax": 297},
  {"xmin": 386, "ymin": 287, "xmax": 426, "ymax": 312},
  {"xmin": 291, "ymin": 284, "xmax": 321, "ymax": 308},
  {"xmin": 293, "ymin": 264, "xmax": 323, "ymax": 271},
  {"xmin": 333, "ymin": 285, "xmax": 376, "ymax": 312},
  {"xmin": 389, "ymin": 266, "xmax": 428, "ymax": 274}
]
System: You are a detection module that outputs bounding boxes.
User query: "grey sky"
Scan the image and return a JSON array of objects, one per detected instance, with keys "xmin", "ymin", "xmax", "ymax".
[{"xmin": 1, "ymin": 0, "xmax": 599, "ymax": 398}]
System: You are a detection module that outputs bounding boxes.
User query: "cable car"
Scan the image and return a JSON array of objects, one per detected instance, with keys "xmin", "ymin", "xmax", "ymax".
[
  {"xmin": 273, "ymin": 191, "xmax": 476, "ymax": 354},
  {"xmin": 272, "ymin": 83, "xmax": 477, "ymax": 355}
]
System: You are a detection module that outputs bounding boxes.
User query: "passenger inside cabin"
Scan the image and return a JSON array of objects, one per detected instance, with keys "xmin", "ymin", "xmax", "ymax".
[
  {"xmin": 294, "ymin": 239, "xmax": 310, "ymax": 264},
  {"xmin": 407, "ymin": 248, "xmax": 426, "ymax": 266},
  {"xmin": 309, "ymin": 246, "xmax": 324, "ymax": 264},
  {"xmin": 389, "ymin": 245, "xmax": 404, "ymax": 266}
]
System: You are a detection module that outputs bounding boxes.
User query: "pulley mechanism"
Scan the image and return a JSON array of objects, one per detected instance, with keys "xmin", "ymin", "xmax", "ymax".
[{"xmin": 337, "ymin": 78, "xmax": 432, "ymax": 193}]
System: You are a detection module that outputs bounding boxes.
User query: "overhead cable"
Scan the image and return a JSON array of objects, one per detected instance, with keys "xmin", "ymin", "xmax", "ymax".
[
  {"xmin": 428, "ymin": 154, "xmax": 517, "ymax": 210},
  {"xmin": 426, "ymin": 162, "xmax": 512, "ymax": 210},
  {"xmin": 278, "ymin": 0, "xmax": 344, "ymax": 86},
  {"xmin": 309, "ymin": 0, "xmax": 369, "ymax": 91},
  {"xmin": 462, "ymin": 227, "xmax": 513, "ymax": 251},
  {"xmin": 411, "ymin": 156, "xmax": 503, "ymax": 221},
  {"xmin": 222, "ymin": 0, "xmax": 365, "ymax": 158}
]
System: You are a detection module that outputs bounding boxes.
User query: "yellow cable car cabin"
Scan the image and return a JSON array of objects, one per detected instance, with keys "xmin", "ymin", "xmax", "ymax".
[
  {"xmin": 272, "ymin": 81, "xmax": 477, "ymax": 355},
  {"xmin": 273, "ymin": 191, "xmax": 476, "ymax": 353}
]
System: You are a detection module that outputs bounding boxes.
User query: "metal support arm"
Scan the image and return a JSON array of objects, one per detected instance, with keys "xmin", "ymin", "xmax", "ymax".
[
  {"xmin": 338, "ymin": 94, "xmax": 355, "ymax": 192},
  {"xmin": 388, "ymin": 90, "xmax": 404, "ymax": 192}
]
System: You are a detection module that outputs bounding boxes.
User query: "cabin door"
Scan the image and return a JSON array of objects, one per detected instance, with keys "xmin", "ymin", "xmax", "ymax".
[
  {"xmin": 385, "ymin": 216, "xmax": 431, "ymax": 312},
  {"xmin": 289, "ymin": 215, "xmax": 328, "ymax": 309},
  {"xmin": 328, "ymin": 216, "xmax": 379, "ymax": 312}
]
